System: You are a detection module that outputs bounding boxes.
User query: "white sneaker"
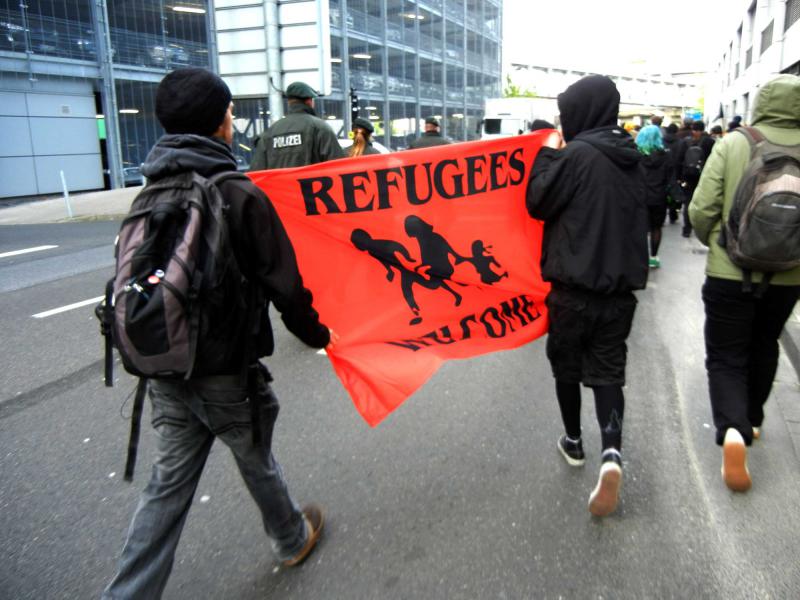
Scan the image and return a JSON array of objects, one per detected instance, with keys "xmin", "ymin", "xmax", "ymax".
[
  {"xmin": 722, "ymin": 428, "xmax": 751, "ymax": 492},
  {"xmin": 588, "ymin": 452, "xmax": 622, "ymax": 517}
]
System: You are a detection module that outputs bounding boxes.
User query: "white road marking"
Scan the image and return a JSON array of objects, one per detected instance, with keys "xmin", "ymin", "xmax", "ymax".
[
  {"xmin": 316, "ymin": 348, "xmax": 327, "ymax": 355},
  {"xmin": 32, "ymin": 295, "xmax": 104, "ymax": 319},
  {"xmin": 0, "ymin": 245, "xmax": 58, "ymax": 259}
]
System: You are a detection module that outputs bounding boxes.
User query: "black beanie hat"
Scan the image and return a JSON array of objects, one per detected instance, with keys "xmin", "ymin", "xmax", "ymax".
[{"xmin": 155, "ymin": 68, "xmax": 232, "ymax": 136}]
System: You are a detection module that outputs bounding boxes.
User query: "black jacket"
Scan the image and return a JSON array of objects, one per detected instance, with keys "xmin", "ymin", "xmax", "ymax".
[
  {"xmin": 639, "ymin": 149, "xmax": 671, "ymax": 207},
  {"xmin": 675, "ymin": 133, "xmax": 715, "ymax": 181},
  {"xmin": 408, "ymin": 131, "xmax": 452, "ymax": 149},
  {"xmin": 362, "ymin": 143, "xmax": 381, "ymax": 156},
  {"xmin": 526, "ymin": 127, "xmax": 649, "ymax": 294},
  {"xmin": 250, "ymin": 104, "xmax": 344, "ymax": 170},
  {"xmin": 662, "ymin": 131, "xmax": 681, "ymax": 175},
  {"xmin": 142, "ymin": 134, "xmax": 329, "ymax": 372}
]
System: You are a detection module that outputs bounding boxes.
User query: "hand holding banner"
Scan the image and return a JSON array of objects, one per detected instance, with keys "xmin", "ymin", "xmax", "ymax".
[{"xmin": 249, "ymin": 131, "xmax": 553, "ymax": 426}]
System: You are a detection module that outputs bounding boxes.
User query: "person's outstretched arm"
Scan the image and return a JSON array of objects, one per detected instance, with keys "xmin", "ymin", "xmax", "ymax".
[{"xmin": 232, "ymin": 181, "xmax": 330, "ymax": 348}]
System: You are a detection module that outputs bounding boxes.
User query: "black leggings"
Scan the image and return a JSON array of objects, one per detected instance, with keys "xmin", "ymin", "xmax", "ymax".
[{"xmin": 556, "ymin": 381, "xmax": 625, "ymax": 451}]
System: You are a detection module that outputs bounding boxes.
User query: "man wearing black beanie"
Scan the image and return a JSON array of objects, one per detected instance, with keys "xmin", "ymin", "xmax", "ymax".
[
  {"xmin": 526, "ymin": 75, "xmax": 649, "ymax": 518},
  {"xmin": 102, "ymin": 68, "xmax": 334, "ymax": 599}
]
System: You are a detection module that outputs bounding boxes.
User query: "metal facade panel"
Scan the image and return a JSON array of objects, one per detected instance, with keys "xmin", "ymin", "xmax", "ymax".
[
  {"xmin": 33, "ymin": 154, "xmax": 103, "ymax": 195},
  {"xmin": 25, "ymin": 93, "xmax": 96, "ymax": 118},
  {"xmin": 215, "ymin": 6, "xmax": 265, "ymax": 29},
  {"xmin": 0, "ymin": 116, "xmax": 34, "ymax": 157},
  {"xmin": 28, "ymin": 117, "xmax": 101, "ymax": 156},
  {"xmin": 0, "ymin": 157, "xmax": 37, "ymax": 198},
  {"xmin": 0, "ymin": 92, "xmax": 28, "ymax": 116}
]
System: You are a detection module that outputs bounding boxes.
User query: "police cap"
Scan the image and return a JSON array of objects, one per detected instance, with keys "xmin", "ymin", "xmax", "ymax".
[
  {"xmin": 425, "ymin": 116, "xmax": 440, "ymax": 126},
  {"xmin": 352, "ymin": 117, "xmax": 374, "ymax": 133},
  {"xmin": 285, "ymin": 81, "xmax": 318, "ymax": 99}
]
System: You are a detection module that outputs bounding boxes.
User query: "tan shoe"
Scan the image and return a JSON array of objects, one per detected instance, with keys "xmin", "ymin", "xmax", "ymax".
[
  {"xmin": 588, "ymin": 454, "xmax": 622, "ymax": 517},
  {"xmin": 283, "ymin": 504, "xmax": 325, "ymax": 567},
  {"xmin": 722, "ymin": 429, "xmax": 751, "ymax": 492},
  {"xmin": 752, "ymin": 427, "xmax": 761, "ymax": 440}
]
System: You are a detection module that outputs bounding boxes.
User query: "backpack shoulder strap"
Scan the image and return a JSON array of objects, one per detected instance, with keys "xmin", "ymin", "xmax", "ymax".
[
  {"xmin": 739, "ymin": 126, "xmax": 765, "ymax": 145},
  {"xmin": 123, "ymin": 378, "xmax": 148, "ymax": 482},
  {"xmin": 209, "ymin": 170, "xmax": 250, "ymax": 187}
]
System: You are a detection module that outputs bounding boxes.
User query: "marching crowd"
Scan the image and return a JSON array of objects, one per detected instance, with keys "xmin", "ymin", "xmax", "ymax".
[{"xmin": 99, "ymin": 67, "xmax": 800, "ymax": 599}]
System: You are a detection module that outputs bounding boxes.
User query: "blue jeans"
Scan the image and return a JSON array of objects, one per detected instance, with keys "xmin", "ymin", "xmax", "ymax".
[{"xmin": 102, "ymin": 372, "xmax": 308, "ymax": 599}]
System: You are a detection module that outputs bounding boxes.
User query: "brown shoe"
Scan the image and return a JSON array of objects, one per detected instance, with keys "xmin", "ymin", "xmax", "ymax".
[
  {"xmin": 282, "ymin": 504, "xmax": 325, "ymax": 567},
  {"xmin": 722, "ymin": 429, "xmax": 751, "ymax": 492}
]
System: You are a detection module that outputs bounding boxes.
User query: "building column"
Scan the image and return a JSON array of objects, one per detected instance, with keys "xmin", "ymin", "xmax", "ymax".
[
  {"xmin": 93, "ymin": 0, "xmax": 124, "ymax": 190},
  {"xmin": 265, "ymin": 0, "xmax": 283, "ymax": 121}
]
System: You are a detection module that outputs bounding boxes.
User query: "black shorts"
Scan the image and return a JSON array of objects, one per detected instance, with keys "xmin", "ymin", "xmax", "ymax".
[
  {"xmin": 545, "ymin": 287, "xmax": 637, "ymax": 386},
  {"xmin": 648, "ymin": 204, "xmax": 667, "ymax": 229}
]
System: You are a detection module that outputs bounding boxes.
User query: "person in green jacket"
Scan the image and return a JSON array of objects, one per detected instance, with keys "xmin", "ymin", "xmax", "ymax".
[
  {"xmin": 249, "ymin": 81, "xmax": 344, "ymax": 171},
  {"xmin": 408, "ymin": 117, "xmax": 452, "ymax": 149},
  {"xmin": 689, "ymin": 74, "xmax": 800, "ymax": 493}
]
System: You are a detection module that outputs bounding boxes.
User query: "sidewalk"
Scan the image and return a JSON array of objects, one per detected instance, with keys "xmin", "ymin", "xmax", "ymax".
[
  {"xmin": 0, "ymin": 186, "xmax": 140, "ymax": 225},
  {"xmin": 778, "ymin": 304, "xmax": 800, "ymax": 452}
]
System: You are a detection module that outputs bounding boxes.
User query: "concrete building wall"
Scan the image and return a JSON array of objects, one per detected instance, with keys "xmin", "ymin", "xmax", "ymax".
[{"xmin": 713, "ymin": 0, "xmax": 800, "ymax": 125}]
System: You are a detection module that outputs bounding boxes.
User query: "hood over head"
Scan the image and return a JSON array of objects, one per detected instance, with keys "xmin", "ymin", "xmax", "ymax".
[
  {"xmin": 575, "ymin": 126, "xmax": 642, "ymax": 169},
  {"xmin": 558, "ymin": 75, "xmax": 620, "ymax": 142},
  {"xmin": 141, "ymin": 134, "xmax": 237, "ymax": 181},
  {"xmin": 751, "ymin": 74, "xmax": 800, "ymax": 129}
]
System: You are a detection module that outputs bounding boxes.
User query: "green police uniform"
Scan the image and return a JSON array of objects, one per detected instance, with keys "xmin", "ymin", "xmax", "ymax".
[
  {"xmin": 250, "ymin": 89, "xmax": 344, "ymax": 170},
  {"xmin": 408, "ymin": 131, "xmax": 453, "ymax": 149}
]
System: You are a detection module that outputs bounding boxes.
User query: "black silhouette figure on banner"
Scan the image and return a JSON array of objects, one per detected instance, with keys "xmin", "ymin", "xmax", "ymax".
[
  {"xmin": 351, "ymin": 228, "xmax": 435, "ymax": 325},
  {"xmin": 352, "ymin": 216, "xmax": 506, "ymax": 325},
  {"xmin": 467, "ymin": 240, "xmax": 508, "ymax": 284}
]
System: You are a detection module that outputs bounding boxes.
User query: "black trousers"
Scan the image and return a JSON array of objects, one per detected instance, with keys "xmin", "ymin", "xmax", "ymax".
[
  {"xmin": 682, "ymin": 180, "xmax": 697, "ymax": 235},
  {"xmin": 701, "ymin": 277, "xmax": 800, "ymax": 445}
]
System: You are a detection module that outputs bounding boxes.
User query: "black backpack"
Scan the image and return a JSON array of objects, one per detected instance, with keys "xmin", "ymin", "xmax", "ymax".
[
  {"xmin": 96, "ymin": 170, "xmax": 261, "ymax": 479},
  {"xmin": 718, "ymin": 127, "xmax": 800, "ymax": 295},
  {"xmin": 682, "ymin": 140, "xmax": 706, "ymax": 180}
]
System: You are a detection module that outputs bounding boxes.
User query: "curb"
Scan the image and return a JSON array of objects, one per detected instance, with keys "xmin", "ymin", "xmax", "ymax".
[{"xmin": 780, "ymin": 318, "xmax": 800, "ymax": 382}]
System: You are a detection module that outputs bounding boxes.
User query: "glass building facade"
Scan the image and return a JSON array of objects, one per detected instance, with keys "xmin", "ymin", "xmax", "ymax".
[
  {"xmin": 0, "ymin": 0, "xmax": 501, "ymax": 198},
  {"xmin": 316, "ymin": 0, "xmax": 501, "ymax": 151}
]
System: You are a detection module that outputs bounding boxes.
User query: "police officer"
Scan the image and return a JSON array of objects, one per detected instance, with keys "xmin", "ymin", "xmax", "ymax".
[
  {"xmin": 250, "ymin": 81, "xmax": 344, "ymax": 170},
  {"xmin": 348, "ymin": 117, "xmax": 381, "ymax": 157},
  {"xmin": 408, "ymin": 116, "xmax": 452, "ymax": 149}
]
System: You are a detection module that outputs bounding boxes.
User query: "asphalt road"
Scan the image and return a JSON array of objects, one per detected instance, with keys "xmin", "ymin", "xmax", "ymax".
[{"xmin": 1, "ymin": 222, "xmax": 799, "ymax": 599}]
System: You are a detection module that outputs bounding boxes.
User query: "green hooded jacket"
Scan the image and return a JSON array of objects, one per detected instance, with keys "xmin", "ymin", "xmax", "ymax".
[{"xmin": 689, "ymin": 74, "xmax": 800, "ymax": 285}]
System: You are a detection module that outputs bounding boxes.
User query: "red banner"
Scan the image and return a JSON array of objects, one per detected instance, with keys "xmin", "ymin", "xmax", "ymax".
[{"xmin": 249, "ymin": 131, "xmax": 554, "ymax": 426}]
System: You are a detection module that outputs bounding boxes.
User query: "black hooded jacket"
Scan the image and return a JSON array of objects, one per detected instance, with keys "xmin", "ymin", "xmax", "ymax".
[
  {"xmin": 526, "ymin": 76, "xmax": 649, "ymax": 294},
  {"xmin": 142, "ymin": 134, "xmax": 329, "ymax": 372},
  {"xmin": 639, "ymin": 149, "xmax": 670, "ymax": 207}
]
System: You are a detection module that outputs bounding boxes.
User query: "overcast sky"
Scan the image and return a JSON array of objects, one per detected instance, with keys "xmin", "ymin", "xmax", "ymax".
[{"xmin": 503, "ymin": 0, "xmax": 737, "ymax": 77}]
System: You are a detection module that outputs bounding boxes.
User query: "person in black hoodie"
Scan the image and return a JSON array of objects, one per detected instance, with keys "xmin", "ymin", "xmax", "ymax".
[
  {"xmin": 675, "ymin": 120, "xmax": 715, "ymax": 237},
  {"xmin": 662, "ymin": 123, "xmax": 682, "ymax": 224},
  {"xmin": 526, "ymin": 75, "xmax": 648, "ymax": 517},
  {"xmin": 102, "ymin": 69, "xmax": 334, "ymax": 599},
  {"xmin": 636, "ymin": 124, "xmax": 671, "ymax": 268}
]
